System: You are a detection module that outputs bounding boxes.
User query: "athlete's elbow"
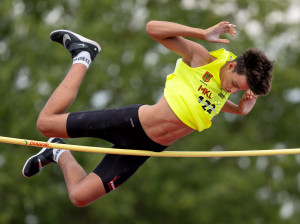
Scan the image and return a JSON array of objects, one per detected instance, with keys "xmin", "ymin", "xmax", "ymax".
[
  {"xmin": 146, "ymin": 20, "xmax": 160, "ymax": 37},
  {"xmin": 237, "ymin": 108, "xmax": 250, "ymax": 116}
]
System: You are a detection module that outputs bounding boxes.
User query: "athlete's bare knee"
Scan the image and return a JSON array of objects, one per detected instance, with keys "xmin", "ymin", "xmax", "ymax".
[
  {"xmin": 36, "ymin": 112, "xmax": 67, "ymax": 138},
  {"xmin": 36, "ymin": 114, "xmax": 51, "ymax": 137},
  {"xmin": 69, "ymin": 188, "xmax": 90, "ymax": 207}
]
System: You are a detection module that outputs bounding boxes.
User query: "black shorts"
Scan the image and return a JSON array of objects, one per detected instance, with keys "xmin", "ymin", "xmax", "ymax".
[{"xmin": 66, "ymin": 104, "xmax": 167, "ymax": 193}]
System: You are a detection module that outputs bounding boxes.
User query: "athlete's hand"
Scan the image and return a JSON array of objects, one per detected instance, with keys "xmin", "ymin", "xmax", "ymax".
[
  {"xmin": 204, "ymin": 21, "xmax": 237, "ymax": 44},
  {"xmin": 237, "ymin": 90, "xmax": 258, "ymax": 115}
]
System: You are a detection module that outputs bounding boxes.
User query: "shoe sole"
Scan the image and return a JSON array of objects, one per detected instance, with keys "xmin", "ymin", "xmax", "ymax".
[
  {"xmin": 22, "ymin": 137, "xmax": 56, "ymax": 178},
  {"xmin": 50, "ymin": 29, "xmax": 101, "ymax": 52}
]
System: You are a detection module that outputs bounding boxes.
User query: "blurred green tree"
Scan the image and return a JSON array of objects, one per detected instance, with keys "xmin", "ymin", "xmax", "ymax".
[{"xmin": 0, "ymin": 0, "xmax": 300, "ymax": 223}]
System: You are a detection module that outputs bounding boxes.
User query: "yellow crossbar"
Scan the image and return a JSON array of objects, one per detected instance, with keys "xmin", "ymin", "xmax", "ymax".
[{"xmin": 0, "ymin": 136, "xmax": 299, "ymax": 157}]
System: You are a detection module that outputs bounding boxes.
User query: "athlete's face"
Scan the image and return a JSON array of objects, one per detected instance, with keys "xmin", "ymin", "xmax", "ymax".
[{"xmin": 220, "ymin": 62, "xmax": 249, "ymax": 94}]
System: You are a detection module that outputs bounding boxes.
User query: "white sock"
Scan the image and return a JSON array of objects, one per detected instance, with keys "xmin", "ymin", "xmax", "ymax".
[
  {"xmin": 53, "ymin": 148, "xmax": 69, "ymax": 163},
  {"xmin": 73, "ymin": 51, "xmax": 92, "ymax": 69}
]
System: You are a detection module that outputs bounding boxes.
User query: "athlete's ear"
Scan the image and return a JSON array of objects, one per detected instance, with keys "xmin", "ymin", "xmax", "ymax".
[{"xmin": 228, "ymin": 61, "xmax": 237, "ymax": 70}]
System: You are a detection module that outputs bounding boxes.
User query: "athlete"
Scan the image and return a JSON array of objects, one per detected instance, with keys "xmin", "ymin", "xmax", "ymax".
[{"xmin": 22, "ymin": 21, "xmax": 273, "ymax": 207}]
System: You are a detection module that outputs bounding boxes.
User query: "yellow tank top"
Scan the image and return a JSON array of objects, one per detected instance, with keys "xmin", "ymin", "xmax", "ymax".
[{"xmin": 164, "ymin": 48, "xmax": 236, "ymax": 131}]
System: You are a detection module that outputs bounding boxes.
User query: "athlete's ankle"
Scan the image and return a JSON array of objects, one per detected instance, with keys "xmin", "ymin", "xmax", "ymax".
[
  {"xmin": 73, "ymin": 51, "xmax": 92, "ymax": 69},
  {"xmin": 53, "ymin": 148, "xmax": 69, "ymax": 163}
]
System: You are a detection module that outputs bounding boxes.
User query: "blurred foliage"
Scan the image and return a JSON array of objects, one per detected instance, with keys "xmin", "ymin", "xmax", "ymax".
[{"xmin": 1, "ymin": 0, "xmax": 300, "ymax": 223}]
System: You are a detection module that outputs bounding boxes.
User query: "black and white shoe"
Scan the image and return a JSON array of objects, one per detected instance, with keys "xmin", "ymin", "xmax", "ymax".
[
  {"xmin": 50, "ymin": 29, "xmax": 101, "ymax": 61},
  {"xmin": 22, "ymin": 138, "xmax": 65, "ymax": 178}
]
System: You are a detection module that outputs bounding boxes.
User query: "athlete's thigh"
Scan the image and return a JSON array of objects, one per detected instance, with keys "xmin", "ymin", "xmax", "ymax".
[
  {"xmin": 66, "ymin": 105, "xmax": 142, "ymax": 143},
  {"xmin": 93, "ymin": 152, "xmax": 149, "ymax": 193}
]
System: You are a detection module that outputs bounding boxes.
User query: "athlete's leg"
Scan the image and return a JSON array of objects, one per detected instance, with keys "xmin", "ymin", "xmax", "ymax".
[
  {"xmin": 37, "ymin": 30, "xmax": 101, "ymax": 138},
  {"xmin": 22, "ymin": 137, "xmax": 107, "ymax": 207},
  {"xmin": 37, "ymin": 63, "xmax": 87, "ymax": 138},
  {"xmin": 57, "ymin": 151, "xmax": 106, "ymax": 207},
  {"xmin": 24, "ymin": 30, "xmax": 105, "ymax": 207}
]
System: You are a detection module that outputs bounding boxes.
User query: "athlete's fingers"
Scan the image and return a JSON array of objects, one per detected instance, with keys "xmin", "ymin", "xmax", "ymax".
[
  {"xmin": 244, "ymin": 90, "xmax": 257, "ymax": 99},
  {"xmin": 221, "ymin": 23, "xmax": 236, "ymax": 35},
  {"xmin": 217, "ymin": 38, "xmax": 230, "ymax": 44},
  {"xmin": 228, "ymin": 23, "xmax": 237, "ymax": 37}
]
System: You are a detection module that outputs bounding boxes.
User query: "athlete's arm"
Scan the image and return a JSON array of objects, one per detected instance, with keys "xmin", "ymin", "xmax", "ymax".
[
  {"xmin": 221, "ymin": 90, "xmax": 257, "ymax": 115},
  {"xmin": 146, "ymin": 21, "xmax": 236, "ymax": 67}
]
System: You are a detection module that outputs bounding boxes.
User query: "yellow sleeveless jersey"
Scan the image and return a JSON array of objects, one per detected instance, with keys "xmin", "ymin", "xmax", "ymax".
[{"xmin": 164, "ymin": 48, "xmax": 236, "ymax": 131}]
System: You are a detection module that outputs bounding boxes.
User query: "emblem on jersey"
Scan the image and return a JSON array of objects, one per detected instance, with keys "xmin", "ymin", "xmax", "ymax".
[{"xmin": 202, "ymin": 71, "xmax": 213, "ymax": 82}]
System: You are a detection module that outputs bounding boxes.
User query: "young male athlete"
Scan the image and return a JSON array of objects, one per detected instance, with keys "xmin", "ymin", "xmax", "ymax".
[{"xmin": 22, "ymin": 21, "xmax": 273, "ymax": 207}]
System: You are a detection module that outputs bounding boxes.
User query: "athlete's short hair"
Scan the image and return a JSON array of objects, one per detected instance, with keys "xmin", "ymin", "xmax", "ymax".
[{"xmin": 234, "ymin": 49, "xmax": 274, "ymax": 95}]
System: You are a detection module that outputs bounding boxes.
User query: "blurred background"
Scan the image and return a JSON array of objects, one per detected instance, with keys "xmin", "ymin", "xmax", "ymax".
[{"xmin": 1, "ymin": 0, "xmax": 300, "ymax": 223}]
